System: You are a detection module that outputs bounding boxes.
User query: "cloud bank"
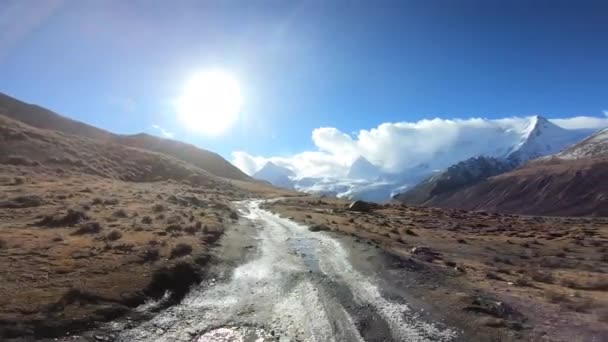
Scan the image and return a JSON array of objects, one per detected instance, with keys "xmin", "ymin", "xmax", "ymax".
[{"xmin": 233, "ymin": 114, "xmax": 608, "ymax": 178}]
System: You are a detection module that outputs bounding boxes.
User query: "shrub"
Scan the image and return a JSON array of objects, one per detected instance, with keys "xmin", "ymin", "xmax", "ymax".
[
  {"xmin": 114, "ymin": 243, "xmax": 135, "ymax": 253},
  {"xmin": 141, "ymin": 248, "xmax": 160, "ymax": 263},
  {"xmin": 106, "ymin": 230, "xmax": 123, "ymax": 241},
  {"xmin": 170, "ymin": 243, "xmax": 193, "ymax": 259},
  {"xmin": 0, "ymin": 195, "xmax": 44, "ymax": 209},
  {"xmin": 39, "ymin": 209, "xmax": 88, "ymax": 227},
  {"xmin": 152, "ymin": 204, "xmax": 166, "ymax": 212},
  {"xmin": 166, "ymin": 224, "xmax": 183, "ymax": 233},
  {"xmin": 141, "ymin": 216, "xmax": 153, "ymax": 224},
  {"xmin": 529, "ymin": 270, "xmax": 554, "ymax": 284},
  {"xmin": 309, "ymin": 224, "xmax": 330, "ymax": 232},
  {"xmin": 103, "ymin": 198, "xmax": 119, "ymax": 205},
  {"xmin": 405, "ymin": 229, "xmax": 418, "ymax": 236},
  {"xmin": 72, "ymin": 221, "xmax": 102, "ymax": 235},
  {"xmin": 166, "ymin": 215, "xmax": 182, "ymax": 224},
  {"xmin": 486, "ymin": 272, "xmax": 504, "ymax": 281},
  {"xmin": 545, "ymin": 290, "xmax": 567, "ymax": 304},
  {"xmin": 184, "ymin": 225, "xmax": 199, "ymax": 235},
  {"xmin": 112, "ymin": 209, "xmax": 128, "ymax": 218}
]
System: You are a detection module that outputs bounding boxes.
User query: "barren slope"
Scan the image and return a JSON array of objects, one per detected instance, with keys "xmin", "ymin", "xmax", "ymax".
[{"xmin": 0, "ymin": 92, "xmax": 251, "ymax": 181}]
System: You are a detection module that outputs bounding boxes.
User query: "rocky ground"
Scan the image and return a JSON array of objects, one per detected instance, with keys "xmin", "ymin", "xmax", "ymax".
[{"xmin": 264, "ymin": 197, "xmax": 608, "ymax": 341}]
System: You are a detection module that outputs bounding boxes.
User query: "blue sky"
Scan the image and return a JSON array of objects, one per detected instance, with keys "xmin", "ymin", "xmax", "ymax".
[{"xmin": 1, "ymin": 0, "xmax": 607, "ymax": 165}]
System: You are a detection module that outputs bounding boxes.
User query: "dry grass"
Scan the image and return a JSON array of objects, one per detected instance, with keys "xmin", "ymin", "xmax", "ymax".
[
  {"xmin": 0, "ymin": 168, "xmax": 263, "ymax": 338},
  {"xmin": 265, "ymin": 196, "xmax": 608, "ymax": 341}
]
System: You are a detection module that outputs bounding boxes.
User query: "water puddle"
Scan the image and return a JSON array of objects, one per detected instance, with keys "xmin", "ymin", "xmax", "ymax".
[{"xmin": 286, "ymin": 235, "xmax": 321, "ymax": 273}]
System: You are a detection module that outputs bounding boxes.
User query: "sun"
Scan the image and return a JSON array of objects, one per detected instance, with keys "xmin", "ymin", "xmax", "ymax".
[{"xmin": 176, "ymin": 69, "xmax": 243, "ymax": 136}]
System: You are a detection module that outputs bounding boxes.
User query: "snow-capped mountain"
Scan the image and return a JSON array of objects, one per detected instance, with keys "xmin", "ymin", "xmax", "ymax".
[
  {"xmin": 400, "ymin": 126, "xmax": 608, "ymax": 216},
  {"xmin": 256, "ymin": 116, "xmax": 598, "ymax": 202},
  {"xmin": 395, "ymin": 116, "xmax": 598, "ymax": 205},
  {"xmin": 253, "ymin": 162, "xmax": 296, "ymax": 189},
  {"xmin": 506, "ymin": 116, "xmax": 592, "ymax": 164},
  {"xmin": 347, "ymin": 156, "xmax": 384, "ymax": 180}
]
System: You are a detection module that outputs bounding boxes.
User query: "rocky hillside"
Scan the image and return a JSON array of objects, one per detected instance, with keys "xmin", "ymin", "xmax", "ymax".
[
  {"xmin": 0, "ymin": 92, "xmax": 251, "ymax": 182},
  {"xmin": 394, "ymin": 156, "xmax": 516, "ymax": 205},
  {"xmin": 399, "ymin": 127, "xmax": 608, "ymax": 217}
]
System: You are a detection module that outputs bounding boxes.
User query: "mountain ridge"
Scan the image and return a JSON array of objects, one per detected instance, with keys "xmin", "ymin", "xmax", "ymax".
[
  {"xmin": 0, "ymin": 92, "xmax": 251, "ymax": 182},
  {"xmin": 397, "ymin": 126, "xmax": 608, "ymax": 216},
  {"xmin": 394, "ymin": 115, "xmax": 595, "ymax": 207}
]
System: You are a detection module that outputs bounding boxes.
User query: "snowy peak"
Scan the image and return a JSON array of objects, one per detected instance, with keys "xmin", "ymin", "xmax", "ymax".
[
  {"xmin": 527, "ymin": 115, "xmax": 565, "ymax": 138},
  {"xmin": 507, "ymin": 115, "xmax": 587, "ymax": 164},
  {"xmin": 347, "ymin": 156, "xmax": 383, "ymax": 179},
  {"xmin": 253, "ymin": 162, "xmax": 295, "ymax": 189}
]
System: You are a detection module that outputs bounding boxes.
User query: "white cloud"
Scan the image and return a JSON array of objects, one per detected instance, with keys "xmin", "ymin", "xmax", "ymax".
[
  {"xmin": 231, "ymin": 151, "xmax": 268, "ymax": 175},
  {"xmin": 233, "ymin": 114, "xmax": 608, "ymax": 178},
  {"xmin": 151, "ymin": 124, "xmax": 174, "ymax": 138},
  {"xmin": 551, "ymin": 115, "xmax": 608, "ymax": 130}
]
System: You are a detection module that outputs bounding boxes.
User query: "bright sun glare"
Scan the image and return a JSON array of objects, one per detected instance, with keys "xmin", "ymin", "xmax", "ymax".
[{"xmin": 176, "ymin": 69, "xmax": 242, "ymax": 136}]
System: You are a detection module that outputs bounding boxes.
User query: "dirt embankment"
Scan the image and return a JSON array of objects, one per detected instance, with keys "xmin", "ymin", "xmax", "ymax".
[{"xmin": 265, "ymin": 196, "xmax": 608, "ymax": 342}]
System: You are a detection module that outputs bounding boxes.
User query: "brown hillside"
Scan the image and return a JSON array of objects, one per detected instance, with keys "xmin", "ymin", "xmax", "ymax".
[
  {"xmin": 410, "ymin": 129, "xmax": 608, "ymax": 217},
  {"xmin": 0, "ymin": 115, "xmax": 220, "ymax": 185},
  {"xmin": 0, "ymin": 92, "xmax": 251, "ymax": 181},
  {"xmin": 423, "ymin": 159, "xmax": 608, "ymax": 216}
]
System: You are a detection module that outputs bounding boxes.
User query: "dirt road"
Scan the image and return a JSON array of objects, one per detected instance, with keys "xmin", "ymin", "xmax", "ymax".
[{"xmin": 101, "ymin": 200, "xmax": 458, "ymax": 341}]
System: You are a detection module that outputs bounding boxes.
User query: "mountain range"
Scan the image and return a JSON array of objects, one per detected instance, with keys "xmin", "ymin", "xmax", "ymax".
[
  {"xmin": 396, "ymin": 127, "xmax": 608, "ymax": 216},
  {"xmin": 253, "ymin": 115, "xmax": 601, "ymax": 211}
]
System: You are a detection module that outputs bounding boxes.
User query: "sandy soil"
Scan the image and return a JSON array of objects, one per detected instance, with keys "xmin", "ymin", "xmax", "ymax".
[{"xmin": 264, "ymin": 196, "xmax": 608, "ymax": 342}]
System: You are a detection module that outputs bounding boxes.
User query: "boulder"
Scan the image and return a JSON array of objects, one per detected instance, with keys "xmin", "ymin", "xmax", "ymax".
[{"xmin": 347, "ymin": 200, "xmax": 374, "ymax": 212}]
